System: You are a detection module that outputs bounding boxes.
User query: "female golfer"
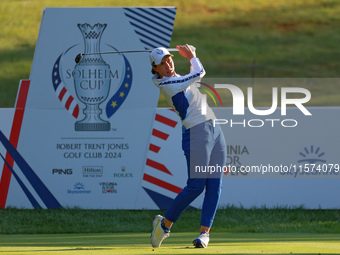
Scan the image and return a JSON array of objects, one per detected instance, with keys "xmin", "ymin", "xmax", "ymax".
[{"xmin": 150, "ymin": 44, "xmax": 226, "ymax": 248}]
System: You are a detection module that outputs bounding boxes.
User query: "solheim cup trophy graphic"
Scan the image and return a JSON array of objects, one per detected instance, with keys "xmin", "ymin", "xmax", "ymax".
[{"xmin": 74, "ymin": 23, "xmax": 111, "ymax": 131}]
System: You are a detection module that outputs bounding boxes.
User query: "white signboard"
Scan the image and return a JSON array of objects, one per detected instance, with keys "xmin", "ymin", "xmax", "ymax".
[{"xmin": 0, "ymin": 7, "xmax": 177, "ymax": 209}]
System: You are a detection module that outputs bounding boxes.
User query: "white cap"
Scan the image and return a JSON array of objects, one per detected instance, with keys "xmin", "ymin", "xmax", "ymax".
[{"xmin": 150, "ymin": 47, "xmax": 173, "ymax": 66}]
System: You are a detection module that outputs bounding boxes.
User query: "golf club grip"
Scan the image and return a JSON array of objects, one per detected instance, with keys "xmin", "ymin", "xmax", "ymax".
[{"xmin": 168, "ymin": 45, "xmax": 196, "ymax": 52}]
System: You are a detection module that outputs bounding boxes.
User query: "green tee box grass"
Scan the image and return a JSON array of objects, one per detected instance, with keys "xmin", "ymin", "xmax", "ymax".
[
  {"xmin": 0, "ymin": 233, "xmax": 339, "ymax": 254},
  {"xmin": 0, "ymin": 208, "xmax": 339, "ymax": 253},
  {"xmin": 1, "ymin": 0, "xmax": 340, "ymax": 107},
  {"xmin": 0, "ymin": 208, "xmax": 339, "ymax": 234}
]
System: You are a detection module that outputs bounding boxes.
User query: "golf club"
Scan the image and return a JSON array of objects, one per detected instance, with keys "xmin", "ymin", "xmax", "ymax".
[{"xmin": 74, "ymin": 45, "xmax": 196, "ymax": 63}]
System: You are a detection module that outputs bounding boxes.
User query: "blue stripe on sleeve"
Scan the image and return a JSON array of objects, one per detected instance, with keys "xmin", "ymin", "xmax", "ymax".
[
  {"xmin": 172, "ymin": 91, "xmax": 189, "ymax": 120},
  {"xmin": 159, "ymin": 70, "xmax": 204, "ymax": 86}
]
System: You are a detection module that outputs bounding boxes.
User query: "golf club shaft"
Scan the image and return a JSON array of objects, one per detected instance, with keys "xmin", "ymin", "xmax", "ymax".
[{"xmin": 81, "ymin": 48, "xmax": 179, "ymax": 56}]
